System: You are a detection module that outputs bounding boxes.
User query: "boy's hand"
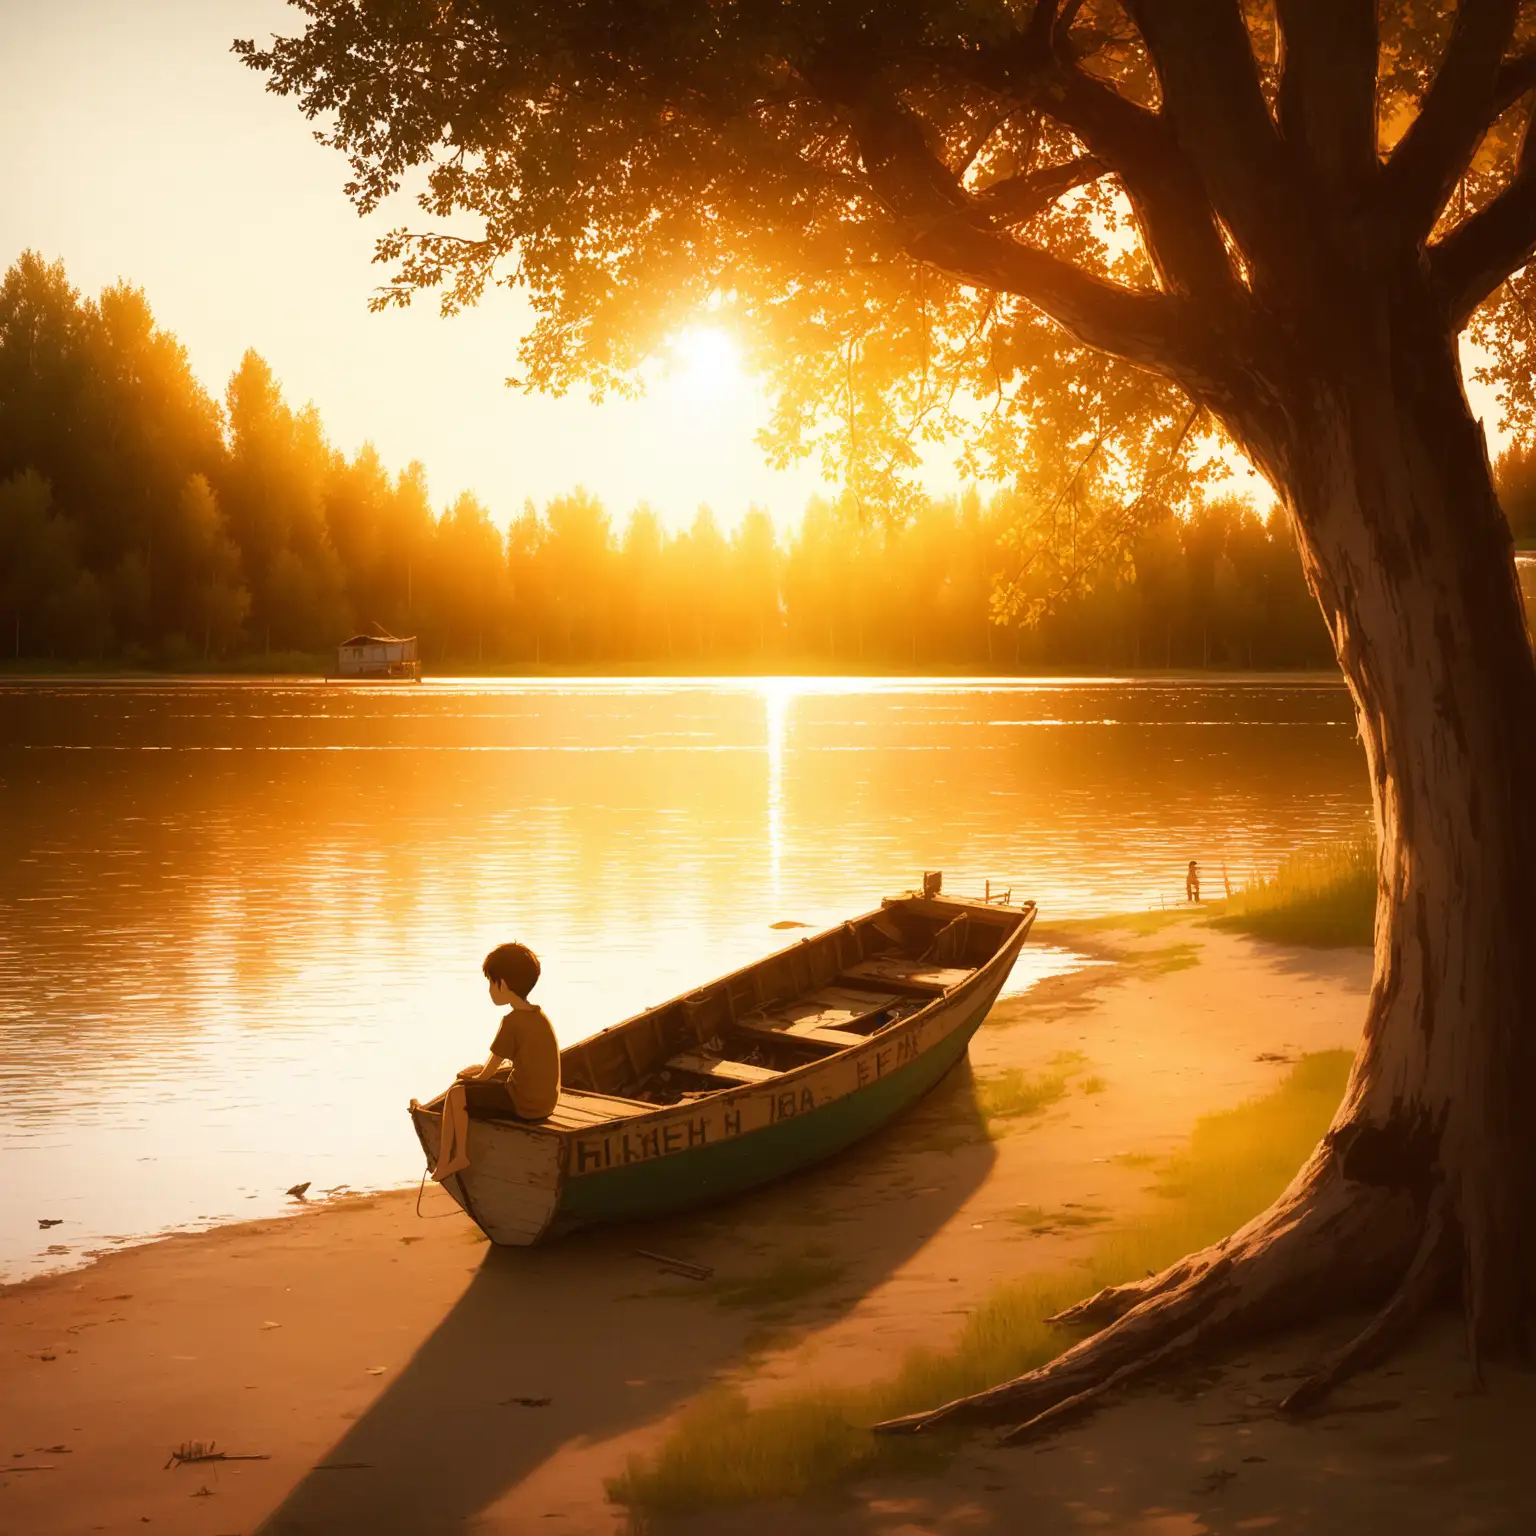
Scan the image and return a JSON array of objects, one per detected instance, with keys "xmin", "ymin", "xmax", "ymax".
[{"xmin": 456, "ymin": 1064, "xmax": 482, "ymax": 1080}]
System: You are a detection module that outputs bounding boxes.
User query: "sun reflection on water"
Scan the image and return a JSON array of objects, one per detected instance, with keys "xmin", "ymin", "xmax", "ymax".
[{"xmin": 0, "ymin": 675, "xmax": 1366, "ymax": 1277}]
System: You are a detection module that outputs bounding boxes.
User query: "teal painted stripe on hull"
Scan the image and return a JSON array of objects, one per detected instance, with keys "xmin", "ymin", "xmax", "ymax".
[{"xmin": 554, "ymin": 976, "xmax": 1002, "ymax": 1228}]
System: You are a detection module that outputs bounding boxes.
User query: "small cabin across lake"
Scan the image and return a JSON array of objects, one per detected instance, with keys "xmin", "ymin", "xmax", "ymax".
[{"xmin": 334, "ymin": 631, "xmax": 421, "ymax": 682}]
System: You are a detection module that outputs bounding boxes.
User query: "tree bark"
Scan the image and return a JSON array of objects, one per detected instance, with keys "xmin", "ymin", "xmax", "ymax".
[
  {"xmin": 879, "ymin": 268, "xmax": 1536, "ymax": 1440},
  {"xmin": 1251, "ymin": 284, "xmax": 1536, "ymax": 1362}
]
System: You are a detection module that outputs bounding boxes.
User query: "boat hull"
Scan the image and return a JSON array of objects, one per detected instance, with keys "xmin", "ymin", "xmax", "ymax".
[
  {"xmin": 412, "ymin": 900, "xmax": 1032, "ymax": 1245},
  {"xmin": 550, "ymin": 961, "xmax": 1007, "ymax": 1230}
]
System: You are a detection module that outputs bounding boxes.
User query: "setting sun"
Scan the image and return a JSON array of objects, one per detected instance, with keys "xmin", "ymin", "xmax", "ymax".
[{"xmin": 670, "ymin": 323, "xmax": 744, "ymax": 398}]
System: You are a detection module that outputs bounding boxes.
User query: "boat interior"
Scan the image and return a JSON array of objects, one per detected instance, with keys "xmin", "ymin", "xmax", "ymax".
[{"xmin": 523, "ymin": 895, "xmax": 1029, "ymax": 1124}]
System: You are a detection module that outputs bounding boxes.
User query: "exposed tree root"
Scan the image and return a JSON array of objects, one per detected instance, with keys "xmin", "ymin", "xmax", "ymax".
[
  {"xmin": 1281, "ymin": 1186, "xmax": 1454, "ymax": 1416},
  {"xmin": 996, "ymin": 1314, "xmax": 1214, "ymax": 1446},
  {"xmin": 872, "ymin": 1157, "xmax": 1423, "ymax": 1439}
]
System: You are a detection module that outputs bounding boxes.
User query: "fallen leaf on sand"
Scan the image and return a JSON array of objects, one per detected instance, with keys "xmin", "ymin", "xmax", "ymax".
[
  {"xmin": 499, "ymin": 1396, "xmax": 552, "ymax": 1408},
  {"xmin": 260, "ymin": 1321, "xmax": 282, "ymax": 1330},
  {"xmin": 37, "ymin": 1219, "xmax": 63, "ymax": 1229},
  {"xmin": 286, "ymin": 1182, "xmax": 311, "ymax": 1199},
  {"xmin": 365, "ymin": 1366, "xmax": 388, "ymax": 1376}
]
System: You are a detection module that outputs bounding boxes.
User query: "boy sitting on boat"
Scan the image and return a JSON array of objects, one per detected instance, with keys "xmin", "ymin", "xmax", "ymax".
[{"xmin": 430, "ymin": 941, "xmax": 561, "ymax": 1180}]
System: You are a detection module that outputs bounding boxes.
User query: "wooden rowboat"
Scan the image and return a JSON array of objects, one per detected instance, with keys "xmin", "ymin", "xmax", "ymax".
[{"xmin": 410, "ymin": 885, "xmax": 1036, "ymax": 1246}]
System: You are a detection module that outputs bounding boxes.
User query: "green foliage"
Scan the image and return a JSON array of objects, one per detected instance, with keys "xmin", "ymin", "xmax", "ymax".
[
  {"xmin": 608, "ymin": 1051, "xmax": 1353, "ymax": 1517},
  {"xmin": 710, "ymin": 1252, "xmax": 848, "ymax": 1312},
  {"xmin": 1141, "ymin": 942, "xmax": 1201, "ymax": 974},
  {"xmin": 236, "ymin": 0, "xmax": 1536, "ymax": 640},
  {"xmin": 0, "ymin": 250, "xmax": 1337, "ymax": 673},
  {"xmin": 1212, "ymin": 834, "xmax": 1377, "ymax": 948},
  {"xmin": 973, "ymin": 1065, "xmax": 1071, "ymax": 1125},
  {"xmin": 232, "ymin": 0, "xmax": 1266, "ymax": 588},
  {"xmin": 0, "ymin": 469, "xmax": 109, "ymax": 659}
]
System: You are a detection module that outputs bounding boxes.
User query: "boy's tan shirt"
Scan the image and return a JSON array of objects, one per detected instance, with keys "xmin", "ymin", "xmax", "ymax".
[{"xmin": 489, "ymin": 1003, "xmax": 561, "ymax": 1119}]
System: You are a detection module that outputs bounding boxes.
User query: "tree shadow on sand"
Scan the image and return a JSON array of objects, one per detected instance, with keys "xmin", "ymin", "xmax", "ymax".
[{"xmin": 258, "ymin": 1061, "xmax": 996, "ymax": 1534}]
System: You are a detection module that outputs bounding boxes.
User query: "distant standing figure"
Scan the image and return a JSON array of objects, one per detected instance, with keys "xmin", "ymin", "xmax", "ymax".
[
  {"xmin": 431, "ymin": 941, "xmax": 562, "ymax": 1181},
  {"xmin": 1186, "ymin": 860, "xmax": 1201, "ymax": 903}
]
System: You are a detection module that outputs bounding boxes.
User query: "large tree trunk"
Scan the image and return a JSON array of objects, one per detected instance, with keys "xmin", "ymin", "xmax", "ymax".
[
  {"xmin": 1271, "ymin": 292, "xmax": 1536, "ymax": 1361},
  {"xmin": 878, "ymin": 279, "xmax": 1536, "ymax": 1441}
]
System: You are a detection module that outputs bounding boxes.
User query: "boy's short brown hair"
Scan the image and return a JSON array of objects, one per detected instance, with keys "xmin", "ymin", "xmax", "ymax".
[{"xmin": 483, "ymin": 941, "xmax": 541, "ymax": 997}]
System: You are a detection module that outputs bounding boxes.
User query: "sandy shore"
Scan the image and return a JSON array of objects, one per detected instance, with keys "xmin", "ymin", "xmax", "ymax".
[{"xmin": 4, "ymin": 915, "xmax": 1530, "ymax": 1535}]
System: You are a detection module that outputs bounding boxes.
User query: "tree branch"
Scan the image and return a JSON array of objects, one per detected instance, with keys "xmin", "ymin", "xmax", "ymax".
[
  {"xmin": 1385, "ymin": 0, "xmax": 1522, "ymax": 238},
  {"xmin": 949, "ymin": 28, "xmax": 1240, "ymax": 302},
  {"xmin": 975, "ymin": 153, "xmax": 1108, "ymax": 226},
  {"xmin": 1429, "ymin": 106, "xmax": 1536, "ymax": 328},
  {"xmin": 1275, "ymin": 0, "xmax": 1380, "ymax": 191},
  {"xmin": 1493, "ymin": 48, "xmax": 1536, "ymax": 116},
  {"xmin": 845, "ymin": 92, "xmax": 1199, "ymax": 378},
  {"xmin": 1122, "ymin": 0, "xmax": 1301, "ymax": 283},
  {"xmin": 951, "ymin": 105, "xmax": 1019, "ymax": 178}
]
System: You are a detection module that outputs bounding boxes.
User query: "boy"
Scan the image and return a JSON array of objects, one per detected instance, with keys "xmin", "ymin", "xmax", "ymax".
[
  {"xmin": 466, "ymin": 941, "xmax": 561, "ymax": 1120},
  {"xmin": 431, "ymin": 941, "xmax": 560, "ymax": 1181}
]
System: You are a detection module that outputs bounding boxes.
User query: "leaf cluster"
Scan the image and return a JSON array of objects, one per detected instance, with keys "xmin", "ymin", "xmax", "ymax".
[{"xmin": 237, "ymin": 2, "xmax": 1536, "ymax": 567}]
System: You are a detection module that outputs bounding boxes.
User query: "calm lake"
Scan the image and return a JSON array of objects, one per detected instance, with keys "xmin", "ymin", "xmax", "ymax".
[{"xmin": 0, "ymin": 676, "xmax": 1368, "ymax": 1278}]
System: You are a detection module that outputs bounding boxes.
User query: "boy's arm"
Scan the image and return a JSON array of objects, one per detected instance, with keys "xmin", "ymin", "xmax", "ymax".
[{"xmin": 458, "ymin": 1051, "xmax": 507, "ymax": 1080}]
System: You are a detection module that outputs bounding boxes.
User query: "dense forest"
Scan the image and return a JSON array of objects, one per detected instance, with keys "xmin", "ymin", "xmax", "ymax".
[{"xmin": 0, "ymin": 251, "xmax": 1528, "ymax": 672}]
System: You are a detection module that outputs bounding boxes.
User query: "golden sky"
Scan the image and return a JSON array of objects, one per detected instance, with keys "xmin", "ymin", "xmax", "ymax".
[
  {"xmin": 0, "ymin": 2, "xmax": 1503, "ymax": 532},
  {"xmin": 0, "ymin": 0, "xmax": 954, "ymax": 533}
]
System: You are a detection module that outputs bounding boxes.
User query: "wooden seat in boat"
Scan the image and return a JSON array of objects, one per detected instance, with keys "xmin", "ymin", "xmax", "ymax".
[
  {"xmin": 736, "ymin": 986, "xmax": 905, "ymax": 1040},
  {"xmin": 808, "ymin": 985, "xmax": 903, "ymax": 1011},
  {"xmin": 840, "ymin": 958, "xmax": 973, "ymax": 993},
  {"xmin": 733, "ymin": 1017, "xmax": 867, "ymax": 1052},
  {"xmin": 668, "ymin": 1051, "xmax": 779, "ymax": 1085}
]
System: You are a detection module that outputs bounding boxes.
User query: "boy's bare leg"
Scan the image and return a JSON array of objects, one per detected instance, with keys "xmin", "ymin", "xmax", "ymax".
[{"xmin": 431, "ymin": 1082, "xmax": 472, "ymax": 1179}]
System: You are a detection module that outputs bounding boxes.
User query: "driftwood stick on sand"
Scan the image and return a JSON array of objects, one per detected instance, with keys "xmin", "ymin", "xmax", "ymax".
[
  {"xmin": 164, "ymin": 1441, "xmax": 272, "ymax": 1470},
  {"xmin": 634, "ymin": 1249, "xmax": 714, "ymax": 1280}
]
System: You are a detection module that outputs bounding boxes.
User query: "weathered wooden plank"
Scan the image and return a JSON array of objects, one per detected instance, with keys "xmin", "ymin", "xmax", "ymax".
[
  {"xmin": 788, "ymin": 1025, "xmax": 867, "ymax": 1050},
  {"xmin": 669, "ymin": 1052, "xmax": 780, "ymax": 1085},
  {"xmin": 841, "ymin": 958, "xmax": 973, "ymax": 992},
  {"xmin": 733, "ymin": 1017, "xmax": 864, "ymax": 1052},
  {"xmin": 560, "ymin": 1089, "xmax": 655, "ymax": 1114},
  {"xmin": 805, "ymin": 985, "xmax": 902, "ymax": 1011}
]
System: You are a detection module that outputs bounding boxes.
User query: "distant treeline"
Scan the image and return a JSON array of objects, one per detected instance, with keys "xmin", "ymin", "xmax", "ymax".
[{"xmin": 2, "ymin": 251, "xmax": 1526, "ymax": 672}]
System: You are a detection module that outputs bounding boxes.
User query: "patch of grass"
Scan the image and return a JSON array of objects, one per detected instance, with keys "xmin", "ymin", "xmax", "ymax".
[
  {"xmin": 1008, "ymin": 1203, "xmax": 1108, "ymax": 1234},
  {"xmin": 972, "ymin": 1050, "xmax": 1094, "ymax": 1133},
  {"xmin": 1141, "ymin": 942, "xmax": 1201, "ymax": 974},
  {"xmin": 1109, "ymin": 1151, "xmax": 1157, "ymax": 1169},
  {"xmin": 711, "ymin": 1251, "xmax": 847, "ymax": 1312},
  {"xmin": 1211, "ymin": 833, "xmax": 1375, "ymax": 947},
  {"xmin": 1050, "ymin": 909, "xmax": 1190, "ymax": 938},
  {"xmin": 608, "ymin": 1050, "xmax": 1353, "ymax": 1520},
  {"xmin": 974, "ymin": 1067, "xmax": 1071, "ymax": 1126},
  {"xmin": 1007, "ymin": 1203, "xmax": 1049, "ymax": 1228},
  {"xmin": 1078, "ymin": 1075, "xmax": 1107, "ymax": 1095}
]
